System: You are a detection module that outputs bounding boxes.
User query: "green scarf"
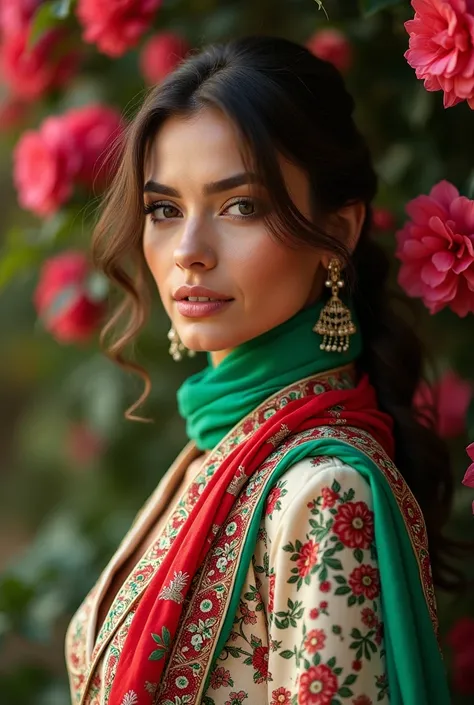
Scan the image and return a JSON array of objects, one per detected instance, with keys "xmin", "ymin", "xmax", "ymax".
[{"xmin": 177, "ymin": 300, "xmax": 362, "ymax": 450}]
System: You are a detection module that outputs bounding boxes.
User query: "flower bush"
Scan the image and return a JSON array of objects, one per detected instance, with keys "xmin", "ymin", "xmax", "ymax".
[{"xmin": 0, "ymin": 1, "xmax": 473, "ymax": 704}]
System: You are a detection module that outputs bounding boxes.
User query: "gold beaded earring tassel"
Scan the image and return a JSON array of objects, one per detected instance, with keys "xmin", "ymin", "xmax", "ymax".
[
  {"xmin": 313, "ymin": 258, "xmax": 356, "ymax": 353},
  {"xmin": 167, "ymin": 326, "xmax": 196, "ymax": 361}
]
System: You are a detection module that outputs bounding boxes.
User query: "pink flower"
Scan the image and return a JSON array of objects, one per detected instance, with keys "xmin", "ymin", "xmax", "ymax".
[
  {"xmin": 404, "ymin": 0, "xmax": 474, "ymax": 109},
  {"xmin": 64, "ymin": 105, "xmax": 123, "ymax": 189},
  {"xmin": 0, "ymin": 0, "xmax": 38, "ymax": 36},
  {"xmin": 372, "ymin": 207, "xmax": 396, "ymax": 232},
  {"xmin": 34, "ymin": 251, "xmax": 106, "ymax": 344},
  {"xmin": 414, "ymin": 370, "xmax": 472, "ymax": 438},
  {"xmin": 140, "ymin": 31, "xmax": 190, "ymax": 84},
  {"xmin": 447, "ymin": 617, "xmax": 474, "ymax": 694},
  {"xmin": 77, "ymin": 0, "xmax": 162, "ymax": 57},
  {"xmin": 395, "ymin": 180, "xmax": 474, "ymax": 316},
  {"xmin": 462, "ymin": 442, "xmax": 474, "ymax": 487},
  {"xmin": 306, "ymin": 28, "xmax": 353, "ymax": 73},
  {"xmin": 14, "ymin": 115, "xmax": 80, "ymax": 216},
  {"xmin": 0, "ymin": 27, "xmax": 80, "ymax": 100}
]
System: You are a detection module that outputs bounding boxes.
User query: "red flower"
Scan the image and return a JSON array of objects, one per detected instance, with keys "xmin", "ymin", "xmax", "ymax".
[
  {"xmin": 310, "ymin": 608, "xmax": 320, "ymax": 619},
  {"xmin": 319, "ymin": 581, "xmax": 331, "ymax": 593},
  {"xmin": 33, "ymin": 251, "xmax": 106, "ymax": 344},
  {"xmin": 333, "ymin": 501, "xmax": 374, "ymax": 549},
  {"xmin": 361, "ymin": 608, "xmax": 378, "ymax": 629},
  {"xmin": 296, "ymin": 540, "xmax": 319, "ymax": 577},
  {"xmin": 352, "ymin": 659, "xmax": 362, "ymax": 671},
  {"xmin": 352, "ymin": 697, "xmax": 373, "ymax": 705},
  {"xmin": 0, "ymin": 0, "xmax": 37, "ymax": 35},
  {"xmin": 209, "ymin": 666, "xmax": 232, "ymax": 690},
  {"xmin": 252, "ymin": 645, "xmax": 269, "ymax": 681},
  {"xmin": 64, "ymin": 104, "xmax": 123, "ymax": 189},
  {"xmin": 298, "ymin": 664, "xmax": 339, "ymax": 705},
  {"xmin": 396, "ymin": 181, "xmax": 474, "ymax": 317},
  {"xmin": 140, "ymin": 31, "xmax": 190, "ymax": 84},
  {"xmin": 271, "ymin": 687, "xmax": 292, "ymax": 705},
  {"xmin": 266, "ymin": 486, "xmax": 282, "ymax": 515},
  {"xmin": 306, "ymin": 28, "xmax": 353, "ymax": 73},
  {"xmin": 462, "ymin": 443, "xmax": 474, "ymax": 491},
  {"xmin": 447, "ymin": 616, "xmax": 474, "ymax": 694},
  {"xmin": 349, "ymin": 565, "xmax": 380, "ymax": 600},
  {"xmin": 224, "ymin": 691, "xmax": 247, "ymax": 705},
  {"xmin": 375, "ymin": 622, "xmax": 384, "ymax": 646},
  {"xmin": 77, "ymin": 0, "xmax": 162, "ymax": 57},
  {"xmin": 240, "ymin": 603, "xmax": 257, "ymax": 625},
  {"xmin": 14, "ymin": 115, "xmax": 80, "ymax": 216},
  {"xmin": 414, "ymin": 370, "xmax": 472, "ymax": 438},
  {"xmin": 268, "ymin": 572, "xmax": 276, "ymax": 613},
  {"xmin": 321, "ymin": 486, "xmax": 339, "ymax": 508},
  {"xmin": 320, "ymin": 601, "xmax": 328, "ymax": 610},
  {"xmin": 1, "ymin": 27, "xmax": 79, "ymax": 101},
  {"xmin": 404, "ymin": 0, "xmax": 474, "ymax": 109},
  {"xmin": 304, "ymin": 629, "xmax": 326, "ymax": 654},
  {"xmin": 373, "ymin": 207, "xmax": 396, "ymax": 232}
]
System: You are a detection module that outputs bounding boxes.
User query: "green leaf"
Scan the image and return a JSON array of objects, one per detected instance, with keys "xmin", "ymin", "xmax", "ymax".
[
  {"xmin": 344, "ymin": 674, "xmax": 357, "ymax": 686},
  {"xmin": 338, "ymin": 687, "xmax": 354, "ymax": 697},
  {"xmin": 359, "ymin": 0, "xmax": 402, "ymax": 15},
  {"xmin": 354, "ymin": 548, "xmax": 363, "ymax": 564},
  {"xmin": 148, "ymin": 649, "xmax": 166, "ymax": 661},
  {"xmin": 279, "ymin": 649, "xmax": 295, "ymax": 659},
  {"xmin": 0, "ymin": 246, "xmax": 44, "ymax": 290},
  {"xmin": 335, "ymin": 586, "xmax": 351, "ymax": 596},
  {"xmin": 28, "ymin": 0, "xmax": 75, "ymax": 47}
]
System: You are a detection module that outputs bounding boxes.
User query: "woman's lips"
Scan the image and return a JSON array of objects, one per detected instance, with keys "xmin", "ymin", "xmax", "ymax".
[{"xmin": 175, "ymin": 299, "xmax": 234, "ymax": 318}]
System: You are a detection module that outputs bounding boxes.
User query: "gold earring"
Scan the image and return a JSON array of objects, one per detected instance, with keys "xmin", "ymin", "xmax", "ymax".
[
  {"xmin": 167, "ymin": 326, "xmax": 196, "ymax": 361},
  {"xmin": 313, "ymin": 258, "xmax": 356, "ymax": 353}
]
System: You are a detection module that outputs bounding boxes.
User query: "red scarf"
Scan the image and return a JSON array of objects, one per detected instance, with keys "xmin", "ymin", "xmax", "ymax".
[{"xmin": 109, "ymin": 374, "xmax": 393, "ymax": 703}]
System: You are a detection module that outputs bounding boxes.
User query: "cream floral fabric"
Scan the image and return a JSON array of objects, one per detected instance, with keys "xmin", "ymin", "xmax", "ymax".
[{"xmin": 66, "ymin": 455, "xmax": 389, "ymax": 705}]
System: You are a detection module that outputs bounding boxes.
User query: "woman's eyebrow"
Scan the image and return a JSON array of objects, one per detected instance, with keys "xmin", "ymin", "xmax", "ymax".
[{"xmin": 143, "ymin": 172, "xmax": 263, "ymax": 197}]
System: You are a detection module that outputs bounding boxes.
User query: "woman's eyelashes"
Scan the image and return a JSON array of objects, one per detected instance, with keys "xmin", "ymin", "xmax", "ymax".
[{"xmin": 143, "ymin": 197, "xmax": 262, "ymax": 224}]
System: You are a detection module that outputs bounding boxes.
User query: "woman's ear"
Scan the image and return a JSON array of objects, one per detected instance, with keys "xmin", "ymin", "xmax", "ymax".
[{"xmin": 320, "ymin": 201, "xmax": 366, "ymax": 270}]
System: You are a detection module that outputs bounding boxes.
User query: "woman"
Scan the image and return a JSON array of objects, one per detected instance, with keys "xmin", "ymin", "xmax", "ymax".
[{"xmin": 66, "ymin": 36, "xmax": 456, "ymax": 705}]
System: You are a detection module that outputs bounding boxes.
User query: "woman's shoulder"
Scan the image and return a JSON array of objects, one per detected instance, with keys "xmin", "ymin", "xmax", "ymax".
[{"xmin": 262, "ymin": 454, "xmax": 374, "ymax": 548}]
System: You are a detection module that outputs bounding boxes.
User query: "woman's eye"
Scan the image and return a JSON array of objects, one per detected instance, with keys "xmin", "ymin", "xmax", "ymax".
[
  {"xmin": 144, "ymin": 202, "xmax": 180, "ymax": 222},
  {"xmin": 225, "ymin": 199, "xmax": 257, "ymax": 218}
]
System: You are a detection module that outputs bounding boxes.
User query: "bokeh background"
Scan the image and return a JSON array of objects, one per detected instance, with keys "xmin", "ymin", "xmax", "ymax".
[{"xmin": 0, "ymin": 1, "xmax": 474, "ymax": 703}]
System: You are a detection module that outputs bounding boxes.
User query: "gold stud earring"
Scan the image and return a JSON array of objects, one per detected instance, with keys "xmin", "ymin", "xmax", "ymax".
[
  {"xmin": 313, "ymin": 258, "xmax": 356, "ymax": 353},
  {"xmin": 167, "ymin": 326, "xmax": 196, "ymax": 361}
]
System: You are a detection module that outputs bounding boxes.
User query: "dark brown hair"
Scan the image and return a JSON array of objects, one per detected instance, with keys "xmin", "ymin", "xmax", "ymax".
[{"xmin": 91, "ymin": 35, "xmax": 465, "ymax": 591}]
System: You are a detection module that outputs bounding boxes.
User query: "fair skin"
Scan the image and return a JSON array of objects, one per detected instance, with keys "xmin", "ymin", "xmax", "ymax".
[{"xmin": 142, "ymin": 106, "xmax": 365, "ymax": 366}]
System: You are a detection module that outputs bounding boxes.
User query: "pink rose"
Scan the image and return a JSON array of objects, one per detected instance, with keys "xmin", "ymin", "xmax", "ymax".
[
  {"xmin": 395, "ymin": 180, "xmax": 474, "ymax": 316},
  {"xmin": 462, "ymin": 442, "xmax": 474, "ymax": 488},
  {"xmin": 140, "ymin": 31, "xmax": 190, "ymax": 85},
  {"xmin": 14, "ymin": 115, "xmax": 80, "ymax": 216},
  {"xmin": 0, "ymin": 27, "xmax": 80, "ymax": 100},
  {"xmin": 404, "ymin": 0, "xmax": 474, "ymax": 109},
  {"xmin": 77, "ymin": 0, "xmax": 162, "ymax": 57},
  {"xmin": 372, "ymin": 207, "xmax": 396, "ymax": 232},
  {"xmin": 34, "ymin": 251, "xmax": 106, "ymax": 344},
  {"xmin": 447, "ymin": 617, "xmax": 474, "ymax": 693},
  {"xmin": 64, "ymin": 104, "xmax": 123, "ymax": 189},
  {"xmin": 414, "ymin": 370, "xmax": 472, "ymax": 438},
  {"xmin": 0, "ymin": 0, "xmax": 38, "ymax": 36},
  {"xmin": 306, "ymin": 28, "xmax": 353, "ymax": 73}
]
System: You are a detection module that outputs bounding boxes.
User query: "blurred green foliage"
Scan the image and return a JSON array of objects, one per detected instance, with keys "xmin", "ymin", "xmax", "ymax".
[{"xmin": 0, "ymin": 1, "xmax": 473, "ymax": 703}]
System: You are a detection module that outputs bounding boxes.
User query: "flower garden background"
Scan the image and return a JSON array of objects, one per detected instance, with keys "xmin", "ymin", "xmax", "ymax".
[{"xmin": 0, "ymin": 0, "xmax": 474, "ymax": 703}]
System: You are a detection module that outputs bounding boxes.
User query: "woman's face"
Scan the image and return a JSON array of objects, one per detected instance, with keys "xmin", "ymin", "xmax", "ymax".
[{"xmin": 142, "ymin": 106, "xmax": 324, "ymax": 365}]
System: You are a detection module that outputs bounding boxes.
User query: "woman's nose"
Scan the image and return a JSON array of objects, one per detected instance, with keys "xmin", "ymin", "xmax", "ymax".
[{"xmin": 173, "ymin": 223, "xmax": 217, "ymax": 271}]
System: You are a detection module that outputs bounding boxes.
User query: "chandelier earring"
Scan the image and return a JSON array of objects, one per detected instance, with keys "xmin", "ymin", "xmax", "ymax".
[
  {"xmin": 167, "ymin": 326, "xmax": 196, "ymax": 362},
  {"xmin": 313, "ymin": 258, "xmax": 356, "ymax": 353}
]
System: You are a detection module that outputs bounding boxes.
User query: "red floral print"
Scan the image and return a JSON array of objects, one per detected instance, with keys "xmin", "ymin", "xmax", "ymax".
[
  {"xmin": 296, "ymin": 540, "xmax": 318, "ymax": 577},
  {"xmin": 304, "ymin": 629, "xmax": 326, "ymax": 654},
  {"xmin": 333, "ymin": 501, "xmax": 374, "ymax": 549},
  {"xmin": 240, "ymin": 603, "xmax": 257, "ymax": 625},
  {"xmin": 321, "ymin": 486, "xmax": 339, "ymax": 508},
  {"xmin": 375, "ymin": 622, "xmax": 384, "ymax": 646},
  {"xmin": 319, "ymin": 580, "xmax": 331, "ymax": 593},
  {"xmin": 271, "ymin": 686, "xmax": 292, "ymax": 705},
  {"xmin": 224, "ymin": 690, "xmax": 247, "ymax": 705},
  {"xmin": 268, "ymin": 572, "xmax": 276, "ymax": 613},
  {"xmin": 210, "ymin": 666, "xmax": 233, "ymax": 689},
  {"xmin": 252, "ymin": 645, "xmax": 269, "ymax": 680},
  {"xmin": 361, "ymin": 608, "xmax": 378, "ymax": 629},
  {"xmin": 298, "ymin": 664, "xmax": 339, "ymax": 705},
  {"xmin": 349, "ymin": 565, "xmax": 380, "ymax": 600},
  {"xmin": 310, "ymin": 608, "xmax": 319, "ymax": 619},
  {"xmin": 352, "ymin": 697, "xmax": 373, "ymax": 705},
  {"xmin": 319, "ymin": 601, "xmax": 328, "ymax": 610},
  {"xmin": 266, "ymin": 486, "xmax": 282, "ymax": 515},
  {"xmin": 352, "ymin": 659, "xmax": 362, "ymax": 671}
]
